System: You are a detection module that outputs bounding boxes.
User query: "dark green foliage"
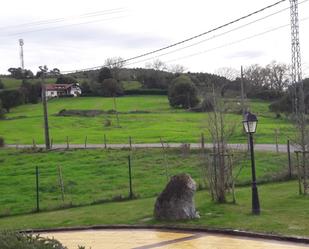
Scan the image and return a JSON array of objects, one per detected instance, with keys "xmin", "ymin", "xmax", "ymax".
[
  {"xmin": 0, "ymin": 137, "xmax": 4, "ymax": 147},
  {"xmin": 168, "ymin": 75, "xmax": 199, "ymax": 109},
  {"xmin": 56, "ymin": 75, "xmax": 77, "ymax": 84},
  {"xmin": 0, "ymin": 79, "xmax": 4, "ymax": 89},
  {"xmin": 190, "ymin": 98, "xmax": 214, "ymax": 112},
  {"xmin": 98, "ymin": 67, "xmax": 113, "ymax": 83},
  {"xmin": 124, "ymin": 89, "xmax": 167, "ymax": 95},
  {"xmin": 98, "ymin": 78, "xmax": 124, "ymax": 97},
  {"xmin": 20, "ymin": 80, "xmax": 41, "ymax": 104},
  {"xmin": 80, "ymin": 80, "xmax": 92, "ymax": 96},
  {"xmin": 269, "ymin": 78, "xmax": 309, "ymax": 113},
  {"xmin": 247, "ymin": 89, "xmax": 284, "ymax": 101},
  {"xmin": 0, "ymin": 89, "xmax": 23, "ymax": 112},
  {"xmin": 8, "ymin": 68, "xmax": 34, "ymax": 79},
  {"xmin": 0, "ymin": 231, "xmax": 67, "ymax": 249}
]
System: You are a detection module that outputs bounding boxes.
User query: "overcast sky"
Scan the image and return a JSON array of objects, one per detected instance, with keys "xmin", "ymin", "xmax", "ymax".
[{"xmin": 0, "ymin": 0, "xmax": 308, "ymax": 77}]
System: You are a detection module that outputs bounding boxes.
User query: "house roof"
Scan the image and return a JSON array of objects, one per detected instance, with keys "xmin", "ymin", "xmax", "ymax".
[{"xmin": 45, "ymin": 84, "xmax": 73, "ymax": 91}]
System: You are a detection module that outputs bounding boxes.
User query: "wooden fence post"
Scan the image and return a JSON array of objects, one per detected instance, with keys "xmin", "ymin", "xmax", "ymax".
[
  {"xmin": 32, "ymin": 138, "xmax": 36, "ymax": 149},
  {"xmin": 275, "ymin": 129, "xmax": 279, "ymax": 153},
  {"xmin": 104, "ymin": 134, "xmax": 107, "ymax": 149},
  {"xmin": 66, "ymin": 136, "xmax": 69, "ymax": 149},
  {"xmin": 85, "ymin": 136, "xmax": 88, "ymax": 148},
  {"xmin": 129, "ymin": 136, "xmax": 132, "ymax": 150},
  {"xmin": 58, "ymin": 165, "xmax": 65, "ymax": 202},
  {"xmin": 35, "ymin": 166, "xmax": 40, "ymax": 212},
  {"xmin": 201, "ymin": 133, "xmax": 205, "ymax": 150},
  {"xmin": 287, "ymin": 140, "xmax": 292, "ymax": 179},
  {"xmin": 128, "ymin": 155, "xmax": 133, "ymax": 199}
]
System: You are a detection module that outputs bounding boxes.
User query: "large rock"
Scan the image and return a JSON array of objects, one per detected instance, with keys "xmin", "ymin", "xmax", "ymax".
[{"xmin": 154, "ymin": 173, "xmax": 199, "ymax": 220}]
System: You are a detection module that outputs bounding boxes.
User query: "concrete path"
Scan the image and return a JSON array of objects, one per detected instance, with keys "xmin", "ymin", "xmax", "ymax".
[
  {"xmin": 6, "ymin": 143, "xmax": 298, "ymax": 152},
  {"xmin": 42, "ymin": 229, "xmax": 308, "ymax": 249}
]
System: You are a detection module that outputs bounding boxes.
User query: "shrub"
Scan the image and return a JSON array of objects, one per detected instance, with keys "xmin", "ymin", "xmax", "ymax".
[
  {"xmin": 0, "ymin": 231, "xmax": 67, "ymax": 249},
  {"xmin": 247, "ymin": 89, "xmax": 284, "ymax": 101},
  {"xmin": 98, "ymin": 79, "xmax": 124, "ymax": 97},
  {"xmin": 190, "ymin": 98, "xmax": 214, "ymax": 112},
  {"xmin": 0, "ymin": 89, "xmax": 24, "ymax": 112},
  {"xmin": 168, "ymin": 75, "xmax": 199, "ymax": 109},
  {"xmin": 124, "ymin": 89, "xmax": 167, "ymax": 95},
  {"xmin": 269, "ymin": 95, "xmax": 293, "ymax": 113}
]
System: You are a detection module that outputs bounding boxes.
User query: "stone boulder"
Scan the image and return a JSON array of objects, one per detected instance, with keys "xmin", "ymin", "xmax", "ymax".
[{"xmin": 154, "ymin": 173, "xmax": 199, "ymax": 220}]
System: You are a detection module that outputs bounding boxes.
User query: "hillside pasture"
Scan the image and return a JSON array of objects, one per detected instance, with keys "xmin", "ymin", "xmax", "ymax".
[
  {"xmin": 0, "ymin": 96, "xmax": 294, "ymax": 145},
  {"xmin": 0, "ymin": 148, "xmax": 290, "ymax": 216}
]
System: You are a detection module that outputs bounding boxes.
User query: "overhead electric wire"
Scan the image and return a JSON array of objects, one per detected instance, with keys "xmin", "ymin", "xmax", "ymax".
[
  {"xmin": 0, "ymin": 8, "xmax": 126, "ymax": 31},
  {"xmin": 164, "ymin": 16, "xmax": 309, "ymax": 64},
  {"xmin": 5, "ymin": 15, "xmax": 128, "ymax": 37},
  {"xmin": 125, "ymin": 0, "xmax": 309, "ymax": 67},
  {"xmin": 61, "ymin": 0, "xmax": 287, "ymax": 73}
]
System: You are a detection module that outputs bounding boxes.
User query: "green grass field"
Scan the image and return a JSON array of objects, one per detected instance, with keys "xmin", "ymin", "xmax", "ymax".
[
  {"xmin": 0, "ymin": 96, "xmax": 294, "ymax": 144},
  {"xmin": 0, "ymin": 181, "xmax": 307, "ymax": 237},
  {"xmin": 0, "ymin": 148, "xmax": 290, "ymax": 216},
  {"xmin": 0, "ymin": 78, "xmax": 58, "ymax": 89}
]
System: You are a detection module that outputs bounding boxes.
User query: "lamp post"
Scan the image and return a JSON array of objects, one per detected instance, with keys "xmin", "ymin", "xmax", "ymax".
[{"xmin": 242, "ymin": 112, "xmax": 260, "ymax": 215}]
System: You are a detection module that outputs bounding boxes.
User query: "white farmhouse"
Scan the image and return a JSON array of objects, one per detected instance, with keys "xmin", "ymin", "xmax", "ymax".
[{"xmin": 45, "ymin": 83, "xmax": 82, "ymax": 99}]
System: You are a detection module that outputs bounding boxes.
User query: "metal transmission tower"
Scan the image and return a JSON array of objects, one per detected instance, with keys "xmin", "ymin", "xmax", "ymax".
[
  {"xmin": 18, "ymin": 39, "xmax": 25, "ymax": 70},
  {"xmin": 290, "ymin": 0, "xmax": 303, "ymax": 114}
]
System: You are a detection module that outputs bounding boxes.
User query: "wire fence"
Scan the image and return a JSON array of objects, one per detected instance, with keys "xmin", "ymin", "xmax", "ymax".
[{"xmin": 0, "ymin": 141, "xmax": 294, "ymax": 217}]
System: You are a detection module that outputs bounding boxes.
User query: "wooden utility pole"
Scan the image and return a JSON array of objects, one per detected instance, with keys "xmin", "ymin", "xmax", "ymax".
[
  {"xmin": 42, "ymin": 83, "xmax": 50, "ymax": 150},
  {"xmin": 240, "ymin": 66, "xmax": 246, "ymax": 117}
]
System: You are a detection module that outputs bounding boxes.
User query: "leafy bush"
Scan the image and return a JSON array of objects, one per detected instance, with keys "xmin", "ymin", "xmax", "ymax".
[
  {"xmin": 0, "ymin": 231, "xmax": 67, "ymax": 249},
  {"xmin": 97, "ymin": 78, "xmax": 124, "ymax": 97},
  {"xmin": 168, "ymin": 75, "xmax": 199, "ymax": 109},
  {"xmin": 190, "ymin": 98, "xmax": 214, "ymax": 112},
  {"xmin": 124, "ymin": 89, "xmax": 167, "ymax": 95},
  {"xmin": 247, "ymin": 89, "xmax": 284, "ymax": 101},
  {"xmin": 269, "ymin": 95, "xmax": 292, "ymax": 113},
  {"xmin": 0, "ymin": 89, "xmax": 24, "ymax": 112}
]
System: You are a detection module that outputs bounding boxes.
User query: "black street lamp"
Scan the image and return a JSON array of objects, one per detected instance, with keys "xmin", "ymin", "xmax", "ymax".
[{"xmin": 242, "ymin": 112, "xmax": 260, "ymax": 215}]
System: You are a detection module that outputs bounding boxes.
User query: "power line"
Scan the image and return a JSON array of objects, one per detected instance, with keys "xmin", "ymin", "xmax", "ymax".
[
  {"xmin": 4, "ymin": 15, "xmax": 128, "ymax": 37},
  {"xmin": 0, "ymin": 8, "xmax": 126, "ymax": 31},
  {"xmin": 62, "ymin": 0, "xmax": 287, "ymax": 73},
  {"xmin": 125, "ymin": 1, "xmax": 308, "ymax": 67},
  {"xmin": 164, "ymin": 16, "xmax": 309, "ymax": 64}
]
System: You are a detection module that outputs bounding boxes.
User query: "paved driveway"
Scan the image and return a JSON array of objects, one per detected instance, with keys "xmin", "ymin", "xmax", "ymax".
[{"xmin": 42, "ymin": 229, "xmax": 308, "ymax": 249}]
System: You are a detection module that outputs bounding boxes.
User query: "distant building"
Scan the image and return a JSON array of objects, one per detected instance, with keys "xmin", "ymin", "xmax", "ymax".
[{"xmin": 45, "ymin": 83, "xmax": 82, "ymax": 99}]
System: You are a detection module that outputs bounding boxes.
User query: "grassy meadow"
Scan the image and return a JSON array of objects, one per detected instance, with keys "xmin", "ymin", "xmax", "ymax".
[
  {"xmin": 0, "ymin": 148, "xmax": 290, "ymax": 216},
  {"xmin": 0, "ymin": 181, "xmax": 308, "ymax": 237},
  {"xmin": 0, "ymin": 95, "xmax": 294, "ymax": 145}
]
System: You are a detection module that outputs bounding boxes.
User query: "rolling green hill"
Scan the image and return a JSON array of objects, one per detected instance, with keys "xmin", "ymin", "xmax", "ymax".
[{"xmin": 0, "ymin": 96, "xmax": 293, "ymax": 144}]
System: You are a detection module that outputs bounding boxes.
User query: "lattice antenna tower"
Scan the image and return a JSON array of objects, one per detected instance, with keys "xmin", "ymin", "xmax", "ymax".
[
  {"xmin": 290, "ymin": 0, "xmax": 303, "ymax": 113},
  {"xmin": 19, "ymin": 38, "xmax": 24, "ymax": 70}
]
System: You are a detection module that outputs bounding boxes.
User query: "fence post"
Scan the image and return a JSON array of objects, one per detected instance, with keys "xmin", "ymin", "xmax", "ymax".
[
  {"xmin": 85, "ymin": 136, "xmax": 88, "ymax": 148},
  {"xmin": 35, "ymin": 166, "xmax": 40, "ymax": 212},
  {"xmin": 66, "ymin": 136, "xmax": 69, "ymax": 149},
  {"xmin": 275, "ymin": 129, "xmax": 279, "ymax": 153},
  {"xmin": 287, "ymin": 140, "xmax": 292, "ymax": 179},
  {"xmin": 32, "ymin": 138, "xmax": 36, "ymax": 149},
  {"xmin": 58, "ymin": 165, "xmax": 65, "ymax": 203},
  {"xmin": 201, "ymin": 133, "xmax": 205, "ymax": 150},
  {"xmin": 104, "ymin": 134, "xmax": 107, "ymax": 149},
  {"xmin": 128, "ymin": 155, "xmax": 133, "ymax": 199},
  {"xmin": 129, "ymin": 136, "xmax": 132, "ymax": 150}
]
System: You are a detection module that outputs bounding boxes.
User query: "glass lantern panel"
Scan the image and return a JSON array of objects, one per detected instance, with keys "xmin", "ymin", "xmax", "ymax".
[{"xmin": 248, "ymin": 121, "xmax": 257, "ymax": 133}]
